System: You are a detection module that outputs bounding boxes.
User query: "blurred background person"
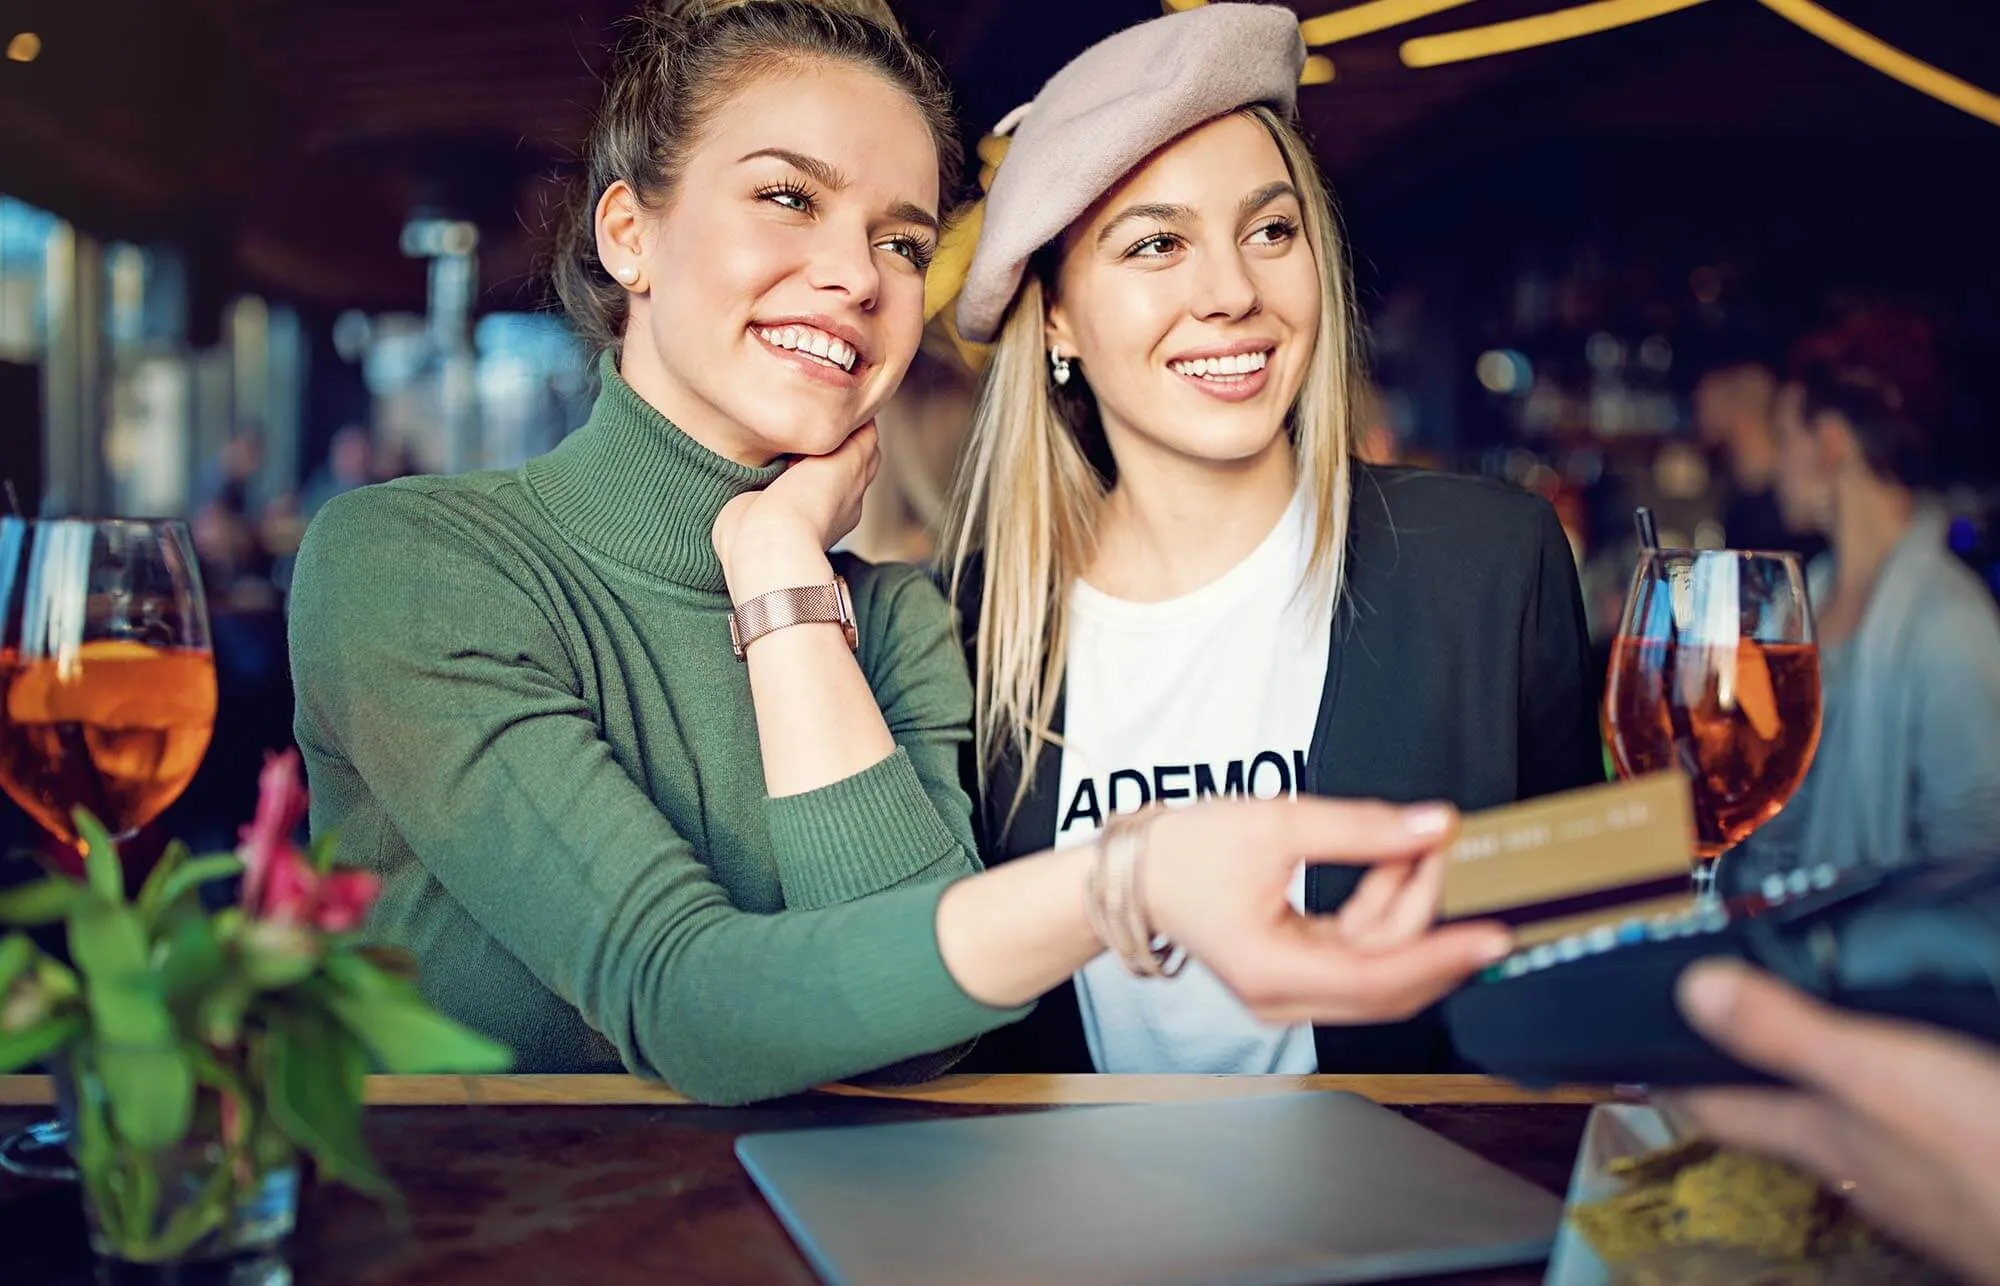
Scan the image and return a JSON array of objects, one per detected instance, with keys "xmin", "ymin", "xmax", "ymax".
[
  {"xmin": 1691, "ymin": 352, "xmax": 1822, "ymax": 559},
  {"xmin": 303, "ymin": 423, "xmax": 375, "ymax": 516},
  {"xmin": 1737, "ymin": 308, "xmax": 2000, "ymax": 881},
  {"xmin": 190, "ymin": 426, "xmax": 264, "ymax": 515}
]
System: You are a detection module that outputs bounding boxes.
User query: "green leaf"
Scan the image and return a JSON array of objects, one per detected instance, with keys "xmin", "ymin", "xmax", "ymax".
[
  {"xmin": 134, "ymin": 844, "xmax": 240, "ymax": 930},
  {"xmin": 68, "ymin": 900, "xmax": 192, "ymax": 1152},
  {"xmin": 125, "ymin": 1143, "xmax": 161, "ymax": 1254},
  {"xmin": 95, "ymin": 1036, "xmax": 193, "ymax": 1152},
  {"xmin": 71, "ymin": 1056, "xmax": 123, "ymax": 1240},
  {"xmin": 73, "ymin": 809, "xmax": 124, "ymax": 903},
  {"xmin": 334, "ymin": 993, "xmax": 513, "ymax": 1074},
  {"xmin": 184, "ymin": 1039, "xmax": 246, "ymax": 1100},
  {"xmin": 141, "ymin": 855, "xmax": 243, "ymax": 924},
  {"xmin": 264, "ymin": 1007, "xmax": 395, "ymax": 1203},
  {"xmin": 0, "ymin": 932, "xmax": 33, "ymax": 997},
  {"xmin": 197, "ymin": 980, "xmax": 255, "ymax": 1047},
  {"xmin": 87, "ymin": 973, "xmax": 171, "ymax": 1044},
  {"xmin": 309, "ymin": 829, "xmax": 341, "ymax": 876},
  {"xmin": 147, "ymin": 1160, "xmax": 231, "ymax": 1261},
  {"xmin": 66, "ymin": 900, "xmax": 152, "ymax": 1004},
  {"xmin": 354, "ymin": 943, "xmax": 419, "ymax": 982},
  {"xmin": 132, "ymin": 841, "xmax": 189, "ymax": 921},
  {"xmin": 0, "ymin": 1012, "xmax": 82, "ymax": 1073},
  {"xmin": 322, "ymin": 954, "xmax": 511, "ymax": 1074},
  {"xmin": 0, "ymin": 878, "xmax": 81, "ymax": 926},
  {"xmin": 35, "ymin": 956, "xmax": 80, "ymax": 1002},
  {"xmin": 322, "ymin": 950, "xmax": 393, "ymax": 997},
  {"xmin": 240, "ymin": 924, "xmax": 320, "ymax": 992},
  {"xmin": 157, "ymin": 915, "xmax": 226, "ymax": 1010}
]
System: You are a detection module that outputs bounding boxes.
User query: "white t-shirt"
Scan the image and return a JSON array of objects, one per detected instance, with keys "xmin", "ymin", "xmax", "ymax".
[{"xmin": 1058, "ymin": 489, "xmax": 1333, "ymax": 1074}]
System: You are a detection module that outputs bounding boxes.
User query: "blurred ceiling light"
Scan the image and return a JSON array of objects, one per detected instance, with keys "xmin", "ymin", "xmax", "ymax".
[
  {"xmin": 1161, "ymin": 0, "xmax": 1207, "ymax": 11},
  {"xmin": 1476, "ymin": 349, "xmax": 1534, "ymax": 394},
  {"xmin": 1400, "ymin": 0, "xmax": 1710, "ymax": 68},
  {"xmin": 1758, "ymin": 0, "xmax": 2000, "ymax": 128},
  {"xmin": 1301, "ymin": 55, "xmax": 1337, "ymax": 85},
  {"xmin": 6, "ymin": 32, "xmax": 40, "ymax": 62},
  {"xmin": 1301, "ymin": 0, "xmax": 1477, "ymax": 48},
  {"xmin": 1585, "ymin": 332, "xmax": 1626, "ymax": 371}
]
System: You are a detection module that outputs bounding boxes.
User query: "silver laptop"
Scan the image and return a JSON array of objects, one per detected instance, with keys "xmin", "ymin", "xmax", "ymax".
[{"xmin": 736, "ymin": 1091, "xmax": 1562, "ymax": 1286}]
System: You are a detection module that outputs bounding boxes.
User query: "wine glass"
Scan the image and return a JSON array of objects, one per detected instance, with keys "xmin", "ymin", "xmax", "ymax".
[
  {"xmin": 1602, "ymin": 549, "xmax": 1822, "ymax": 906},
  {"xmin": 0, "ymin": 517, "xmax": 216, "ymax": 1179}
]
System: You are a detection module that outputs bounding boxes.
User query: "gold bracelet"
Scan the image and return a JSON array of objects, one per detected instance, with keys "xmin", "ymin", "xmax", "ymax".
[{"xmin": 1084, "ymin": 811, "xmax": 1184, "ymax": 978}]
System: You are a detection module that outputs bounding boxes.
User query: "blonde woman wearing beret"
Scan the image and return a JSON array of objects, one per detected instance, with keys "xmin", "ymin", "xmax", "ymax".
[{"xmin": 938, "ymin": 4, "xmax": 1601, "ymax": 1075}]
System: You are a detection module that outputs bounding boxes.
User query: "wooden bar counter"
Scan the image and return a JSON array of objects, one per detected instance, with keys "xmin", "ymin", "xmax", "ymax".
[{"xmin": 0, "ymin": 1075, "xmax": 1609, "ymax": 1285}]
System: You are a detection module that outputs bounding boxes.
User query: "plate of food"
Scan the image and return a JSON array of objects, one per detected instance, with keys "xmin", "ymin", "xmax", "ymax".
[{"xmin": 1545, "ymin": 1103, "xmax": 1959, "ymax": 1285}]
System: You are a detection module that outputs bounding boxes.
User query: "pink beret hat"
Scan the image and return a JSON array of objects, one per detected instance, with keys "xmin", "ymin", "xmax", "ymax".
[{"xmin": 953, "ymin": 4, "xmax": 1307, "ymax": 344}]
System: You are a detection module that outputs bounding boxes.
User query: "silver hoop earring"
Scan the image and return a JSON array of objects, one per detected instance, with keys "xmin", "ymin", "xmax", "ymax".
[{"xmin": 1050, "ymin": 347, "xmax": 1073, "ymax": 387}]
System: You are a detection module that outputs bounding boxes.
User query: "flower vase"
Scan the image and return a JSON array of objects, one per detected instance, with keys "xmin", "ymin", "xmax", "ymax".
[{"xmin": 64, "ymin": 1063, "xmax": 299, "ymax": 1285}]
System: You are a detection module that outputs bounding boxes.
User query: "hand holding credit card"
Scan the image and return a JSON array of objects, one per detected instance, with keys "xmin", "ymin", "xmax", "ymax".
[{"xmin": 1440, "ymin": 773, "xmax": 1697, "ymax": 948}]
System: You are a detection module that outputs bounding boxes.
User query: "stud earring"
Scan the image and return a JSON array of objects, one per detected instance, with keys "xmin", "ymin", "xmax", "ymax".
[
  {"xmin": 1050, "ymin": 347, "xmax": 1072, "ymax": 387},
  {"xmin": 615, "ymin": 264, "xmax": 640, "ymax": 285}
]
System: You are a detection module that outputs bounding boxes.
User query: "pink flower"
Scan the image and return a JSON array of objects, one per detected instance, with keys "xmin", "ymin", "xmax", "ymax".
[
  {"xmin": 239, "ymin": 749, "xmax": 380, "ymax": 933},
  {"xmin": 239, "ymin": 750, "xmax": 310, "ymax": 914}
]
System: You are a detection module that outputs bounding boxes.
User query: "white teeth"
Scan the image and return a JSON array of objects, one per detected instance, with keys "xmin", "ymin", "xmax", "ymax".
[
  {"xmin": 756, "ymin": 325, "xmax": 859, "ymax": 372},
  {"xmin": 1170, "ymin": 350, "xmax": 1269, "ymax": 378}
]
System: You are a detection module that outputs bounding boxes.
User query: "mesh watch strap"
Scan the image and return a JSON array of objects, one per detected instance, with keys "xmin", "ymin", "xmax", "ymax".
[{"xmin": 728, "ymin": 577, "xmax": 857, "ymax": 659}]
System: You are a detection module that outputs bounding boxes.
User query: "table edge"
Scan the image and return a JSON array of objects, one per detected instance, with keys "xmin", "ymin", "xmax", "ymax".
[{"xmin": 0, "ymin": 1073, "xmax": 1612, "ymax": 1108}]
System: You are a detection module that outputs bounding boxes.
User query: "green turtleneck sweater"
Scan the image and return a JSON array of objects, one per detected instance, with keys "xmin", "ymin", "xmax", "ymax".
[{"xmin": 288, "ymin": 361, "xmax": 1022, "ymax": 1103}]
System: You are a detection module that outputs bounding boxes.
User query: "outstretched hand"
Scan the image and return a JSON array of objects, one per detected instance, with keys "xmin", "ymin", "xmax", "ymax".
[{"xmin": 1142, "ymin": 797, "xmax": 1513, "ymax": 1026}]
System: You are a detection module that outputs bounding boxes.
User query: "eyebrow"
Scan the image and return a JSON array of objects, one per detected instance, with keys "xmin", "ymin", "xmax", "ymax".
[
  {"xmin": 1095, "ymin": 183, "xmax": 1303, "ymax": 248},
  {"xmin": 740, "ymin": 147, "xmax": 848, "ymax": 189},
  {"xmin": 1097, "ymin": 202, "xmax": 1196, "ymax": 248},
  {"xmin": 1240, "ymin": 181, "xmax": 1300, "ymax": 215},
  {"xmin": 889, "ymin": 200, "xmax": 940, "ymax": 236},
  {"xmin": 740, "ymin": 147, "xmax": 939, "ymax": 236}
]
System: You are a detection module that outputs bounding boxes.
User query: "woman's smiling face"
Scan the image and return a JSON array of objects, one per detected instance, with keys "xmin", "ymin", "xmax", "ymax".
[
  {"xmin": 611, "ymin": 63, "xmax": 941, "ymax": 464},
  {"xmin": 1045, "ymin": 112, "xmax": 1321, "ymax": 473}
]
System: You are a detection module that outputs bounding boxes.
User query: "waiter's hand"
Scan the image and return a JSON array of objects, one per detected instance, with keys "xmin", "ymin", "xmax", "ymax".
[{"xmin": 1668, "ymin": 960, "xmax": 2000, "ymax": 1284}]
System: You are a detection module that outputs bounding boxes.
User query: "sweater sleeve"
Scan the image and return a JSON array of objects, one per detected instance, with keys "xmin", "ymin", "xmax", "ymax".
[
  {"xmin": 1907, "ymin": 593, "xmax": 2000, "ymax": 863},
  {"xmin": 289, "ymin": 488, "xmax": 1023, "ymax": 1105},
  {"xmin": 760, "ymin": 561, "xmax": 983, "ymax": 911},
  {"xmin": 1518, "ymin": 501, "xmax": 1606, "ymax": 799}
]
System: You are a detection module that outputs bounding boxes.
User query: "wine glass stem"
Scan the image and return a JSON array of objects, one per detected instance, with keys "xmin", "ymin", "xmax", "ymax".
[{"xmin": 1691, "ymin": 857, "xmax": 1721, "ymax": 909}]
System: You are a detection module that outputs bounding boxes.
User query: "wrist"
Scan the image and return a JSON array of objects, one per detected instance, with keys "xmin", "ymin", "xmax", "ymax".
[
  {"xmin": 724, "ymin": 522, "xmax": 835, "ymax": 602},
  {"xmin": 1086, "ymin": 810, "xmax": 1183, "ymax": 978}
]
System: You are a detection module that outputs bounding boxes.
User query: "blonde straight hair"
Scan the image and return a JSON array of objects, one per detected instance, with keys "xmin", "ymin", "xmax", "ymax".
[{"xmin": 941, "ymin": 105, "xmax": 1363, "ymax": 822}]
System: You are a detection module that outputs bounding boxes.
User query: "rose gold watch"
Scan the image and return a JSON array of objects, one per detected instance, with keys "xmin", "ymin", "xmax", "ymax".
[{"xmin": 728, "ymin": 577, "xmax": 858, "ymax": 660}]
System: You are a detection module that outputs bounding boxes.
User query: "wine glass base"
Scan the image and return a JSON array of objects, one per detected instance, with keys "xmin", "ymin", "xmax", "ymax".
[{"xmin": 0, "ymin": 1116, "xmax": 77, "ymax": 1181}]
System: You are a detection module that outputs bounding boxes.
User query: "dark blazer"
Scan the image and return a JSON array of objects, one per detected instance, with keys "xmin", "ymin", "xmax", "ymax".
[{"xmin": 953, "ymin": 463, "xmax": 1603, "ymax": 1073}]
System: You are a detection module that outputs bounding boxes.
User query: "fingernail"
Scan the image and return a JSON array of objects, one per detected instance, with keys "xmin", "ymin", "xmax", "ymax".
[
  {"xmin": 1676, "ymin": 959, "xmax": 1742, "ymax": 1031},
  {"xmin": 1404, "ymin": 804, "xmax": 1455, "ymax": 837},
  {"xmin": 1479, "ymin": 932, "xmax": 1514, "ymax": 965}
]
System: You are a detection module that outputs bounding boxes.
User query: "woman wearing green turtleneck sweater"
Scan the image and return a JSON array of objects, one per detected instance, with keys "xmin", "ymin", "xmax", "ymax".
[{"xmin": 288, "ymin": 0, "xmax": 1510, "ymax": 1105}]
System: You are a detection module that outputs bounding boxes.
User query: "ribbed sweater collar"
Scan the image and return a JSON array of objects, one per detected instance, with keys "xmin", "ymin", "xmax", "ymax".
[{"xmin": 526, "ymin": 353, "xmax": 784, "ymax": 592}]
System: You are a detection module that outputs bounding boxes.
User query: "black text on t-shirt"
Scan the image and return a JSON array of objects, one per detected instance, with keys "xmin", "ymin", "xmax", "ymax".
[{"xmin": 1059, "ymin": 748, "xmax": 1310, "ymax": 834}]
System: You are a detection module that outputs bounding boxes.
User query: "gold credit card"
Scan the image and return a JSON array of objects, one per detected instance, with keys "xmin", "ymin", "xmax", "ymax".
[{"xmin": 1440, "ymin": 772, "xmax": 1696, "ymax": 947}]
